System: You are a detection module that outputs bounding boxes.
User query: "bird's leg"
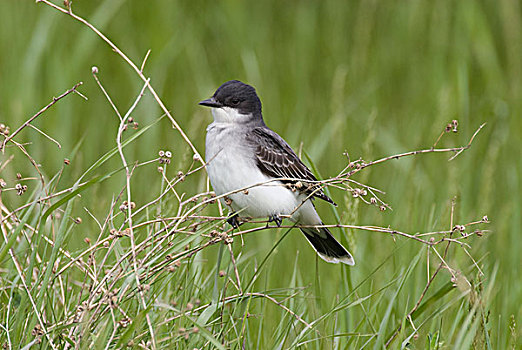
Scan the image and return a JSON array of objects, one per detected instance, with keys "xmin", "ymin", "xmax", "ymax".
[
  {"xmin": 267, "ymin": 214, "xmax": 282, "ymax": 227},
  {"xmin": 227, "ymin": 213, "xmax": 241, "ymax": 229}
]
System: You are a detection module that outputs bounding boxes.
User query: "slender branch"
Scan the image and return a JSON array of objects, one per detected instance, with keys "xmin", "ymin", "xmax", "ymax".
[
  {"xmin": 346, "ymin": 123, "xmax": 486, "ymax": 177},
  {"xmin": 36, "ymin": 0, "xmax": 204, "ymax": 165},
  {"xmin": 1, "ymin": 82, "xmax": 83, "ymax": 150}
]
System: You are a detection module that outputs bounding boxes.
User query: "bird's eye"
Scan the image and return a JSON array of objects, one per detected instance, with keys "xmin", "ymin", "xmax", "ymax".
[{"xmin": 231, "ymin": 98, "xmax": 240, "ymax": 105}]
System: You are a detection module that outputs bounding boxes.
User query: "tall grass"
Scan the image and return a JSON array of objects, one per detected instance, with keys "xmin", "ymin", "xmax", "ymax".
[{"xmin": 0, "ymin": 0, "xmax": 520, "ymax": 348}]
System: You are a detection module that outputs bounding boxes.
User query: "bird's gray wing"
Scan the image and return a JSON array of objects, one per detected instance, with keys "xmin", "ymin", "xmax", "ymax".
[{"xmin": 246, "ymin": 126, "xmax": 336, "ymax": 205}]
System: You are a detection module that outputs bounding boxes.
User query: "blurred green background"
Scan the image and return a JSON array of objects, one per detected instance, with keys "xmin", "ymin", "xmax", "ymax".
[{"xmin": 1, "ymin": 0, "xmax": 520, "ymax": 348}]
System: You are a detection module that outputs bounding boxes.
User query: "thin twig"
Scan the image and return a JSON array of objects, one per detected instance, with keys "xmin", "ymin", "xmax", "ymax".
[
  {"xmin": 1, "ymin": 82, "xmax": 83, "ymax": 150},
  {"xmin": 27, "ymin": 124, "xmax": 62, "ymax": 149},
  {"xmin": 346, "ymin": 123, "xmax": 486, "ymax": 177},
  {"xmin": 36, "ymin": 0, "xmax": 204, "ymax": 165}
]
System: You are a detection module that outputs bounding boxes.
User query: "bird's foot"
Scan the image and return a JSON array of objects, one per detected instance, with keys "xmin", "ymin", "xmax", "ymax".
[
  {"xmin": 227, "ymin": 213, "xmax": 241, "ymax": 229},
  {"xmin": 267, "ymin": 214, "xmax": 282, "ymax": 227}
]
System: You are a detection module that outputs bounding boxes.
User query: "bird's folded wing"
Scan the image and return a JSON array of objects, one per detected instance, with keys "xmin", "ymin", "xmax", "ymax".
[{"xmin": 246, "ymin": 126, "xmax": 336, "ymax": 205}]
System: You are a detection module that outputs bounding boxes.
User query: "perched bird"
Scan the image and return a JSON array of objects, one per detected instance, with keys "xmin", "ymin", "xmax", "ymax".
[{"xmin": 199, "ymin": 80, "xmax": 354, "ymax": 265}]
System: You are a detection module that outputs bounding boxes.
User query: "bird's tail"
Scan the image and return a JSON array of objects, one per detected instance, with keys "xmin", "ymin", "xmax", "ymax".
[{"xmin": 299, "ymin": 226, "xmax": 355, "ymax": 265}]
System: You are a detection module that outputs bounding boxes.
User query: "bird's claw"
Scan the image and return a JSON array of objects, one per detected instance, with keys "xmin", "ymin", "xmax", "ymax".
[
  {"xmin": 268, "ymin": 214, "xmax": 282, "ymax": 227},
  {"xmin": 227, "ymin": 213, "xmax": 241, "ymax": 229}
]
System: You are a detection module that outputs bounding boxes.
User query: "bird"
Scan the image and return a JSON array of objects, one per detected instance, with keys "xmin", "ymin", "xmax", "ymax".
[{"xmin": 199, "ymin": 80, "xmax": 354, "ymax": 265}]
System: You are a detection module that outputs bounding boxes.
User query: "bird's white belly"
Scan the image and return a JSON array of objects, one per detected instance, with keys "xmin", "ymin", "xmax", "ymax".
[
  {"xmin": 206, "ymin": 133, "xmax": 302, "ymax": 219},
  {"xmin": 207, "ymin": 152, "xmax": 301, "ymax": 218}
]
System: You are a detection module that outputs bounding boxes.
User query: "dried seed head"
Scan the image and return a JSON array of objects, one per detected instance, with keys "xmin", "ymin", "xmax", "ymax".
[
  {"xmin": 482, "ymin": 215, "xmax": 489, "ymax": 223},
  {"xmin": 31, "ymin": 324, "xmax": 43, "ymax": 336},
  {"xmin": 193, "ymin": 154, "xmax": 201, "ymax": 162},
  {"xmin": 64, "ymin": 158, "xmax": 70, "ymax": 165},
  {"xmin": 74, "ymin": 217, "xmax": 82, "ymax": 224},
  {"xmin": 91, "ymin": 66, "xmax": 99, "ymax": 74},
  {"xmin": 15, "ymin": 183, "xmax": 27, "ymax": 195},
  {"xmin": 128, "ymin": 117, "xmax": 134, "ymax": 123},
  {"xmin": 118, "ymin": 318, "xmax": 130, "ymax": 328},
  {"xmin": 165, "ymin": 151, "xmax": 172, "ymax": 158},
  {"xmin": 452, "ymin": 119, "xmax": 458, "ymax": 132},
  {"xmin": 186, "ymin": 302, "xmax": 193, "ymax": 310},
  {"xmin": 16, "ymin": 173, "xmax": 22, "ymax": 180},
  {"xmin": 159, "ymin": 150, "xmax": 165, "ymax": 157},
  {"xmin": 130, "ymin": 201, "xmax": 136, "ymax": 209},
  {"xmin": 0, "ymin": 179, "xmax": 6, "ymax": 188},
  {"xmin": 84, "ymin": 237, "xmax": 91, "ymax": 244},
  {"xmin": 370, "ymin": 197, "xmax": 377, "ymax": 205},
  {"xmin": 218, "ymin": 270, "xmax": 226, "ymax": 277},
  {"xmin": 243, "ymin": 189, "xmax": 249, "ymax": 195},
  {"xmin": 379, "ymin": 205, "xmax": 386, "ymax": 211},
  {"xmin": 453, "ymin": 225, "xmax": 465, "ymax": 232},
  {"xmin": 132, "ymin": 122, "xmax": 139, "ymax": 129},
  {"xmin": 103, "ymin": 241, "xmax": 110, "ymax": 248}
]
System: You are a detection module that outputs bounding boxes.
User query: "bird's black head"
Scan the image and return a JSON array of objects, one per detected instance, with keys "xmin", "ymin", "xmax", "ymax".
[{"xmin": 199, "ymin": 80, "xmax": 262, "ymax": 116}]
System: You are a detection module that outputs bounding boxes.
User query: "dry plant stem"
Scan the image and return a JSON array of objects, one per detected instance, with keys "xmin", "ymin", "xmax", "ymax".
[
  {"xmin": 1, "ymin": 82, "xmax": 83, "ymax": 150},
  {"xmin": 92, "ymin": 72, "xmax": 122, "ymax": 120},
  {"xmin": 36, "ymin": 0, "xmax": 204, "ymax": 165},
  {"xmin": 385, "ymin": 200, "xmax": 459, "ymax": 348},
  {"xmin": 0, "ymin": 154, "xmax": 14, "ymax": 172},
  {"xmin": 155, "ymin": 291, "xmax": 314, "ymax": 332},
  {"xmin": 27, "ymin": 124, "xmax": 62, "ymax": 149},
  {"xmin": 346, "ymin": 123, "xmax": 486, "ymax": 177},
  {"xmin": 10, "ymin": 139, "xmax": 46, "ymax": 188},
  {"xmin": 115, "ymin": 78, "xmax": 157, "ymax": 348},
  {"xmin": 0, "ymin": 219, "xmax": 58, "ymax": 349},
  {"xmin": 227, "ymin": 244, "xmax": 243, "ymax": 293},
  {"xmin": 384, "ymin": 242, "xmax": 452, "ymax": 348},
  {"xmin": 0, "ymin": 180, "xmax": 89, "ymax": 224}
]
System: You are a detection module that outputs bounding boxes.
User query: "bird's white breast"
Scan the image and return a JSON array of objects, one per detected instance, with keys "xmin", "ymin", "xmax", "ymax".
[{"xmin": 205, "ymin": 123, "xmax": 305, "ymax": 220}]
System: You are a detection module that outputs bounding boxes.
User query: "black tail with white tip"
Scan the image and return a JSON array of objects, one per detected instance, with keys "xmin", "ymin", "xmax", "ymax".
[{"xmin": 299, "ymin": 226, "xmax": 355, "ymax": 265}]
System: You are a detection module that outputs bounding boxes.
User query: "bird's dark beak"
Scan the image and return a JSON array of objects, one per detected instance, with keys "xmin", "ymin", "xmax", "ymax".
[{"xmin": 198, "ymin": 97, "xmax": 223, "ymax": 108}]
